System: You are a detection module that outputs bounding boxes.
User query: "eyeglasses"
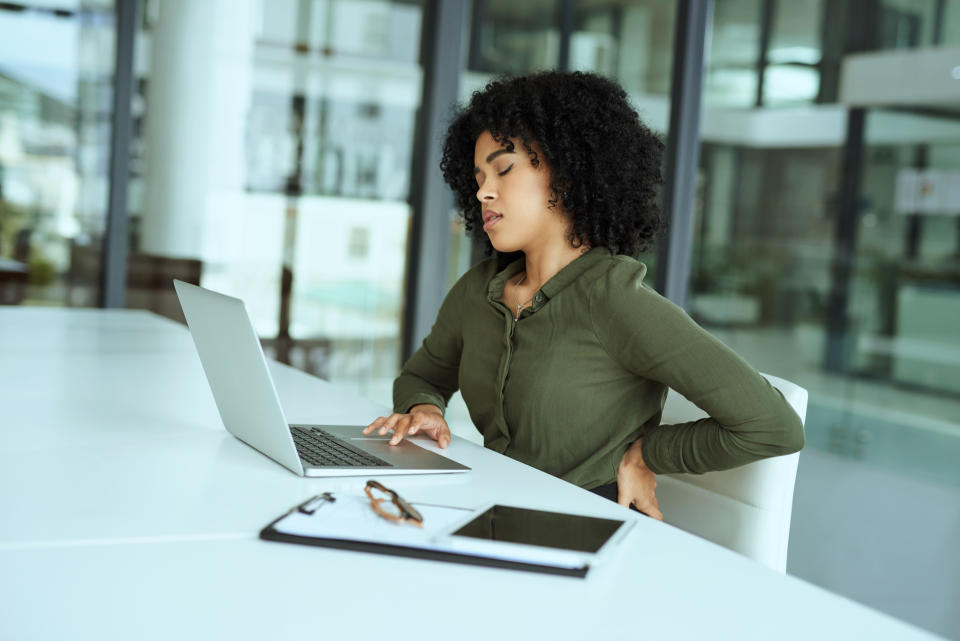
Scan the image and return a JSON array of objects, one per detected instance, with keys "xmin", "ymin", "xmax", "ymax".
[{"xmin": 364, "ymin": 480, "xmax": 423, "ymax": 528}]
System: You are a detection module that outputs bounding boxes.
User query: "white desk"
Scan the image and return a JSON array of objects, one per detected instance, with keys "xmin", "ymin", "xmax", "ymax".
[{"xmin": 0, "ymin": 308, "xmax": 943, "ymax": 640}]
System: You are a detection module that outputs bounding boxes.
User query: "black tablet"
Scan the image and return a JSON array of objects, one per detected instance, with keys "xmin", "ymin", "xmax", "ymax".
[{"xmin": 435, "ymin": 504, "xmax": 633, "ymax": 568}]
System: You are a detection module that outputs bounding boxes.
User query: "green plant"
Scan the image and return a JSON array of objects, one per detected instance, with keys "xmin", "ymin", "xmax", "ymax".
[
  {"xmin": 28, "ymin": 254, "xmax": 56, "ymax": 286},
  {"xmin": 0, "ymin": 199, "xmax": 26, "ymax": 257}
]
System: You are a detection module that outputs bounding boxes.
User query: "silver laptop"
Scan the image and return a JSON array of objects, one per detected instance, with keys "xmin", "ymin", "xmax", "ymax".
[{"xmin": 173, "ymin": 280, "xmax": 469, "ymax": 477}]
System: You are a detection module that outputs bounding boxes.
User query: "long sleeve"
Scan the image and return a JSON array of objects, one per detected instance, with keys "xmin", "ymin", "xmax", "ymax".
[
  {"xmin": 589, "ymin": 259, "xmax": 804, "ymax": 475},
  {"xmin": 392, "ymin": 274, "xmax": 465, "ymax": 415}
]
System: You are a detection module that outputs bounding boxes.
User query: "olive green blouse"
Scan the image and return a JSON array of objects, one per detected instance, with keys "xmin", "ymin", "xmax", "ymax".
[{"xmin": 393, "ymin": 247, "xmax": 804, "ymax": 490}]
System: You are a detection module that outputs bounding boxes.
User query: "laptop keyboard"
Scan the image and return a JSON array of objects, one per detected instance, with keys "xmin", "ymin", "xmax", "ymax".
[{"xmin": 290, "ymin": 426, "xmax": 392, "ymax": 468}]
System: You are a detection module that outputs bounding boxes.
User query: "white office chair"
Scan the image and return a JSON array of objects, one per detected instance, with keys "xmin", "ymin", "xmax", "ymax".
[{"xmin": 655, "ymin": 373, "xmax": 807, "ymax": 573}]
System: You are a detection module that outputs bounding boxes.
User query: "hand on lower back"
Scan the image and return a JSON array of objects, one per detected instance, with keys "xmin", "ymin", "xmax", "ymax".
[{"xmin": 617, "ymin": 438, "xmax": 663, "ymax": 520}]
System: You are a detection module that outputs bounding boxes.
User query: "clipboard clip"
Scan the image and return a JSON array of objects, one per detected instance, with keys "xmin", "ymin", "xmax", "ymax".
[{"xmin": 295, "ymin": 492, "xmax": 336, "ymax": 515}]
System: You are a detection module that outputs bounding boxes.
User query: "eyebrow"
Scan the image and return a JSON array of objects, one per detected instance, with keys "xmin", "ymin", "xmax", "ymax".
[{"xmin": 474, "ymin": 148, "xmax": 513, "ymax": 174}]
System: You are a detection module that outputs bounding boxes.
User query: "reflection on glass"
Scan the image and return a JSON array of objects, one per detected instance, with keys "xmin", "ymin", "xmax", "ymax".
[
  {"xmin": 468, "ymin": 0, "xmax": 563, "ymax": 75},
  {"xmin": 0, "ymin": 3, "xmax": 115, "ymax": 307},
  {"xmin": 767, "ymin": 0, "xmax": 822, "ymax": 66},
  {"xmin": 692, "ymin": 0, "xmax": 960, "ymax": 488},
  {"xmin": 762, "ymin": 64, "xmax": 819, "ymax": 105},
  {"xmin": 126, "ymin": 0, "xmax": 423, "ymax": 406},
  {"xmin": 762, "ymin": 0, "xmax": 822, "ymax": 105},
  {"xmin": 943, "ymin": 0, "xmax": 960, "ymax": 45},
  {"xmin": 574, "ymin": 0, "xmax": 674, "ymax": 97},
  {"xmin": 690, "ymin": 5, "xmax": 960, "ymax": 630},
  {"xmin": 853, "ymin": 110, "xmax": 960, "ymax": 405},
  {"xmin": 455, "ymin": 0, "xmax": 674, "ymax": 288},
  {"xmin": 877, "ymin": 0, "xmax": 939, "ymax": 49},
  {"xmin": 704, "ymin": 0, "xmax": 761, "ymax": 107}
]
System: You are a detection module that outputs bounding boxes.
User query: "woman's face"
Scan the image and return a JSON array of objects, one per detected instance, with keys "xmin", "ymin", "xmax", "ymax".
[{"xmin": 473, "ymin": 130, "xmax": 570, "ymax": 254}]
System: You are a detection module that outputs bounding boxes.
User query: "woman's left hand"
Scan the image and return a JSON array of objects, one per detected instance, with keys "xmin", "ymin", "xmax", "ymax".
[{"xmin": 617, "ymin": 438, "xmax": 663, "ymax": 520}]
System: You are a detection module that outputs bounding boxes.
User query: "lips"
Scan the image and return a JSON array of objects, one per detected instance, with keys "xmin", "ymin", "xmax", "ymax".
[{"xmin": 482, "ymin": 209, "xmax": 502, "ymax": 231}]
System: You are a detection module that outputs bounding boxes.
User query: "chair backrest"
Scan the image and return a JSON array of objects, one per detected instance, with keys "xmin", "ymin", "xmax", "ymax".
[
  {"xmin": 655, "ymin": 373, "xmax": 807, "ymax": 573},
  {"xmin": 68, "ymin": 242, "xmax": 202, "ymax": 324}
]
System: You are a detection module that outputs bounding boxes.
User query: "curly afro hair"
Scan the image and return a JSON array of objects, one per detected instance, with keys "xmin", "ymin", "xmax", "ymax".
[{"xmin": 440, "ymin": 71, "xmax": 664, "ymax": 258}]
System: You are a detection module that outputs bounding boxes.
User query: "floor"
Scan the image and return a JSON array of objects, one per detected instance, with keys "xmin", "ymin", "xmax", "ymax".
[
  {"xmin": 681, "ymin": 324, "xmax": 960, "ymax": 640},
  {"xmin": 788, "ymin": 448, "xmax": 960, "ymax": 640}
]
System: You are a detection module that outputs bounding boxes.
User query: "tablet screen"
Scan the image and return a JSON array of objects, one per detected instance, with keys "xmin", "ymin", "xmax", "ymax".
[{"xmin": 450, "ymin": 505, "xmax": 625, "ymax": 553}]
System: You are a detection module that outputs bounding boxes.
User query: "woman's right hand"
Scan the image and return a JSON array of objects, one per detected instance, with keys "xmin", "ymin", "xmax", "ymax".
[{"xmin": 362, "ymin": 404, "xmax": 451, "ymax": 448}]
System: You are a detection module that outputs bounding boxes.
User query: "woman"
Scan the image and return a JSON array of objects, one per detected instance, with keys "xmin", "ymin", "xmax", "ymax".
[{"xmin": 364, "ymin": 71, "xmax": 803, "ymax": 519}]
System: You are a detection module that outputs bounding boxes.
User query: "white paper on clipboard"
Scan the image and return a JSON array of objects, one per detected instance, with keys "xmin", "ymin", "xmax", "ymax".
[{"xmin": 270, "ymin": 494, "xmax": 473, "ymax": 551}]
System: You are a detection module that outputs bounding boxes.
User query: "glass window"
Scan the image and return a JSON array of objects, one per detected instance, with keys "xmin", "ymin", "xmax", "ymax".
[
  {"xmin": 767, "ymin": 0, "xmax": 822, "ymax": 65},
  {"xmin": 574, "ymin": 0, "xmax": 675, "ymax": 98},
  {"xmin": 878, "ymin": 0, "xmax": 939, "ymax": 48},
  {"xmin": 762, "ymin": 0, "xmax": 823, "ymax": 105},
  {"xmin": 126, "ymin": 0, "xmax": 423, "ymax": 406},
  {"xmin": 704, "ymin": 0, "xmax": 762, "ymax": 107},
  {"xmin": 467, "ymin": 0, "xmax": 563, "ymax": 76},
  {"xmin": 943, "ymin": 0, "xmax": 960, "ymax": 45},
  {"xmin": 851, "ymin": 109, "xmax": 960, "ymax": 424},
  {"xmin": 691, "ymin": 3, "xmax": 960, "ymax": 637},
  {"xmin": 0, "ymin": 2, "xmax": 115, "ymax": 307}
]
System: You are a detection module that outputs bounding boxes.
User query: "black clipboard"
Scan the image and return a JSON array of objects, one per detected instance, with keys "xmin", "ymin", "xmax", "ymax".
[{"xmin": 258, "ymin": 493, "xmax": 590, "ymax": 578}]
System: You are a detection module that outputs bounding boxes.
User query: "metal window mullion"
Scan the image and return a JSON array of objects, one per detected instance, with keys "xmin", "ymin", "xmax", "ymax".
[
  {"xmin": 755, "ymin": 0, "xmax": 775, "ymax": 107},
  {"xmin": 401, "ymin": 0, "xmax": 468, "ymax": 362},
  {"xmin": 654, "ymin": 0, "xmax": 711, "ymax": 310},
  {"xmin": 822, "ymin": 0, "xmax": 878, "ymax": 372},
  {"xmin": 101, "ymin": 0, "xmax": 138, "ymax": 308},
  {"xmin": 557, "ymin": 0, "xmax": 576, "ymax": 70},
  {"xmin": 823, "ymin": 108, "xmax": 866, "ymax": 373},
  {"xmin": 933, "ymin": 0, "xmax": 946, "ymax": 45}
]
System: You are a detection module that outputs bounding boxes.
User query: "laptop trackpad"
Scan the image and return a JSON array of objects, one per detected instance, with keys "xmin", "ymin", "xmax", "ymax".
[
  {"xmin": 349, "ymin": 434, "xmax": 437, "ymax": 460},
  {"xmin": 319, "ymin": 425, "xmax": 446, "ymax": 463}
]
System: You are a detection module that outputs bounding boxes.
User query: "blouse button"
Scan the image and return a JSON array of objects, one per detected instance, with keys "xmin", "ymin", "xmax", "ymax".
[{"xmin": 534, "ymin": 292, "xmax": 543, "ymax": 304}]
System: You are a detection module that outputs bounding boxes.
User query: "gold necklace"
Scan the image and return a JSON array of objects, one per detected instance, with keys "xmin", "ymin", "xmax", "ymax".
[{"xmin": 512, "ymin": 273, "xmax": 536, "ymax": 321}]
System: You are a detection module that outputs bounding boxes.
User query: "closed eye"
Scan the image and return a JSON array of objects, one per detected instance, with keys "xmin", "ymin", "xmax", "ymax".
[{"xmin": 498, "ymin": 164, "xmax": 514, "ymax": 177}]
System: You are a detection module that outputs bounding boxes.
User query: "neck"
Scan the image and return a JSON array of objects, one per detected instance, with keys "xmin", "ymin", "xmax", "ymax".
[{"xmin": 520, "ymin": 242, "xmax": 588, "ymax": 290}]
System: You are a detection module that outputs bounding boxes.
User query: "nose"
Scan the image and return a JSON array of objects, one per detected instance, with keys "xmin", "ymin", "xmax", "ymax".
[{"xmin": 476, "ymin": 179, "xmax": 496, "ymax": 203}]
